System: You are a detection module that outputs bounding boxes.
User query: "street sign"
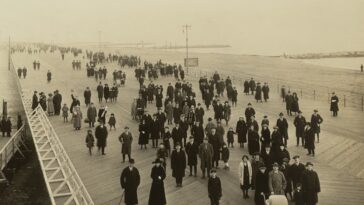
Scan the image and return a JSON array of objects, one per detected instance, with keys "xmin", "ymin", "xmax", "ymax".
[{"xmin": 184, "ymin": 58, "xmax": 198, "ymax": 67}]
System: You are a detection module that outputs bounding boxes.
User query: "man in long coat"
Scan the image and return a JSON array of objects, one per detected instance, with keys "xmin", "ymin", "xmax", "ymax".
[
  {"xmin": 95, "ymin": 122, "xmax": 108, "ymax": 155},
  {"xmin": 84, "ymin": 87, "xmax": 92, "ymax": 106},
  {"xmin": 120, "ymin": 159, "xmax": 140, "ymax": 205},
  {"xmin": 119, "ymin": 126, "xmax": 133, "ymax": 163},
  {"xmin": 310, "ymin": 110, "xmax": 323, "ymax": 143},
  {"xmin": 293, "ymin": 111, "xmax": 306, "ymax": 146},
  {"xmin": 304, "ymin": 123, "xmax": 316, "ymax": 156},
  {"xmin": 97, "ymin": 82, "xmax": 104, "ymax": 103},
  {"xmin": 199, "ymin": 138, "xmax": 214, "ymax": 178},
  {"xmin": 208, "ymin": 128, "xmax": 222, "ymax": 168},
  {"xmin": 268, "ymin": 163, "xmax": 286, "ymax": 195},
  {"xmin": 32, "ymin": 91, "xmax": 39, "ymax": 110},
  {"xmin": 171, "ymin": 143, "xmax": 186, "ymax": 187},
  {"xmin": 148, "ymin": 159, "xmax": 166, "ymax": 205},
  {"xmin": 330, "ymin": 92, "xmax": 339, "ymax": 117},
  {"xmin": 185, "ymin": 136, "xmax": 199, "ymax": 176},
  {"xmin": 87, "ymin": 103, "xmax": 97, "ymax": 128},
  {"xmin": 289, "ymin": 155, "xmax": 305, "ymax": 190},
  {"xmin": 53, "ymin": 90, "xmax": 62, "ymax": 115},
  {"xmin": 301, "ymin": 162, "xmax": 320, "ymax": 205},
  {"xmin": 276, "ymin": 113, "xmax": 289, "ymax": 146}
]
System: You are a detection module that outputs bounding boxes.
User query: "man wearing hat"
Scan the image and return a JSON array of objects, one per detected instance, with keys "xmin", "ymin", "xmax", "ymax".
[
  {"xmin": 185, "ymin": 136, "xmax": 199, "ymax": 177},
  {"xmin": 261, "ymin": 115, "xmax": 269, "ymax": 127},
  {"xmin": 330, "ymin": 92, "xmax": 339, "ymax": 117},
  {"xmin": 208, "ymin": 168, "xmax": 222, "ymax": 205},
  {"xmin": 245, "ymin": 103, "xmax": 256, "ymax": 122},
  {"xmin": 195, "ymin": 103, "xmax": 205, "ymax": 124},
  {"xmin": 205, "ymin": 117, "xmax": 217, "ymax": 135},
  {"xmin": 304, "ymin": 122, "xmax": 316, "ymax": 156},
  {"xmin": 289, "ymin": 155, "xmax": 305, "ymax": 191},
  {"xmin": 276, "ymin": 112, "xmax": 289, "ymax": 147},
  {"xmin": 97, "ymin": 81, "xmax": 104, "ymax": 103},
  {"xmin": 268, "ymin": 162, "xmax": 287, "ymax": 195},
  {"xmin": 119, "ymin": 126, "xmax": 133, "ymax": 163},
  {"xmin": 271, "ymin": 126, "xmax": 282, "ymax": 156},
  {"xmin": 199, "ymin": 137, "xmax": 214, "ymax": 178},
  {"xmin": 285, "ymin": 91, "xmax": 293, "ymax": 116},
  {"xmin": 191, "ymin": 121, "xmax": 204, "ymax": 145},
  {"xmin": 32, "ymin": 91, "xmax": 39, "ymax": 110},
  {"xmin": 53, "ymin": 90, "xmax": 62, "ymax": 115},
  {"xmin": 171, "ymin": 143, "xmax": 186, "ymax": 187},
  {"xmin": 301, "ymin": 162, "xmax": 321, "ymax": 205},
  {"xmin": 294, "ymin": 111, "xmax": 306, "ymax": 146},
  {"xmin": 310, "ymin": 110, "xmax": 323, "ymax": 143},
  {"xmin": 255, "ymin": 164, "xmax": 269, "ymax": 205},
  {"xmin": 208, "ymin": 128, "xmax": 223, "ymax": 168},
  {"xmin": 95, "ymin": 120, "xmax": 108, "ymax": 155},
  {"xmin": 120, "ymin": 159, "xmax": 140, "ymax": 205},
  {"xmin": 262, "ymin": 82, "xmax": 270, "ymax": 102},
  {"xmin": 255, "ymin": 82, "xmax": 262, "ymax": 103},
  {"xmin": 148, "ymin": 158, "xmax": 167, "ymax": 205}
]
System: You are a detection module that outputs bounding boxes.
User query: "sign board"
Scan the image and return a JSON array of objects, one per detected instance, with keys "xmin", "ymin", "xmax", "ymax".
[{"xmin": 184, "ymin": 58, "xmax": 199, "ymax": 67}]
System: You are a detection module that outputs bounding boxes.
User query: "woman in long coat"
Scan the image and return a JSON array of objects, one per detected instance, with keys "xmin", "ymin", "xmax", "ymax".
[
  {"xmin": 73, "ymin": 106, "xmax": 82, "ymax": 130},
  {"xmin": 255, "ymin": 83, "xmax": 262, "ymax": 102},
  {"xmin": 291, "ymin": 92, "xmax": 300, "ymax": 114},
  {"xmin": 138, "ymin": 120, "xmax": 149, "ymax": 149},
  {"xmin": 47, "ymin": 94, "xmax": 55, "ymax": 116},
  {"xmin": 165, "ymin": 101, "xmax": 174, "ymax": 125},
  {"xmin": 156, "ymin": 91, "xmax": 163, "ymax": 108},
  {"xmin": 148, "ymin": 159, "xmax": 167, "ymax": 205},
  {"xmin": 95, "ymin": 122, "xmax": 108, "ymax": 155},
  {"xmin": 236, "ymin": 117, "xmax": 248, "ymax": 148},
  {"xmin": 247, "ymin": 125, "xmax": 260, "ymax": 155},
  {"xmin": 171, "ymin": 143, "xmax": 186, "ymax": 186},
  {"xmin": 239, "ymin": 155, "xmax": 253, "ymax": 199}
]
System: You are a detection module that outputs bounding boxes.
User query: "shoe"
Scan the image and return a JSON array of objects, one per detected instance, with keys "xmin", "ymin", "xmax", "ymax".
[{"xmin": 307, "ymin": 153, "xmax": 311, "ymax": 156}]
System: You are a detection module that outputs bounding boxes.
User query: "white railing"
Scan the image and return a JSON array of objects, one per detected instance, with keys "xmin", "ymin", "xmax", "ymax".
[
  {"xmin": 0, "ymin": 125, "xmax": 27, "ymax": 183},
  {"xmin": 10, "ymin": 56, "xmax": 94, "ymax": 205}
]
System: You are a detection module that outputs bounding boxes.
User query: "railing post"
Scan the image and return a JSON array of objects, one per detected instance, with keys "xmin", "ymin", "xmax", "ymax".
[
  {"xmin": 344, "ymin": 95, "xmax": 346, "ymax": 107},
  {"xmin": 362, "ymin": 96, "xmax": 364, "ymax": 111},
  {"xmin": 300, "ymin": 89, "xmax": 303, "ymax": 98},
  {"xmin": 314, "ymin": 90, "xmax": 316, "ymax": 100}
]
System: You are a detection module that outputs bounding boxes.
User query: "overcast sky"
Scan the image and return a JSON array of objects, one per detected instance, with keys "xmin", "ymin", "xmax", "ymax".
[{"xmin": 0, "ymin": 0, "xmax": 363, "ymax": 55}]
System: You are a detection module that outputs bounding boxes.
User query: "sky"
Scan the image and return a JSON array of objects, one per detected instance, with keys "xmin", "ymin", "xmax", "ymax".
[{"xmin": 0, "ymin": 0, "xmax": 363, "ymax": 55}]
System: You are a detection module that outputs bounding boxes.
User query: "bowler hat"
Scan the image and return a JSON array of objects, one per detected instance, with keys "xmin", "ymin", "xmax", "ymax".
[
  {"xmin": 306, "ymin": 162, "xmax": 313, "ymax": 166},
  {"xmin": 152, "ymin": 158, "xmax": 162, "ymax": 164},
  {"xmin": 129, "ymin": 159, "xmax": 135, "ymax": 164}
]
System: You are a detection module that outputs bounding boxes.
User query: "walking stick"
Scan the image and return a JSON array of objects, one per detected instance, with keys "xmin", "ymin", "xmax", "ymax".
[{"xmin": 118, "ymin": 190, "xmax": 125, "ymax": 205}]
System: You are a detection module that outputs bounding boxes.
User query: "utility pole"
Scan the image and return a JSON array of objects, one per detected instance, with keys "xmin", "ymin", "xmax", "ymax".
[
  {"xmin": 182, "ymin": 24, "xmax": 191, "ymax": 75},
  {"xmin": 98, "ymin": 30, "xmax": 101, "ymax": 51},
  {"xmin": 8, "ymin": 36, "xmax": 10, "ymax": 70}
]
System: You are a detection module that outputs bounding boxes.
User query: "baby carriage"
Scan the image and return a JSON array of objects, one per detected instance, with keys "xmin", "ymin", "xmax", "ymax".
[{"xmin": 261, "ymin": 193, "xmax": 288, "ymax": 205}]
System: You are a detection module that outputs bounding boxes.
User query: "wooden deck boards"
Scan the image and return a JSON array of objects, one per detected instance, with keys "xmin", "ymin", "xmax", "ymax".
[{"xmin": 12, "ymin": 51, "xmax": 364, "ymax": 205}]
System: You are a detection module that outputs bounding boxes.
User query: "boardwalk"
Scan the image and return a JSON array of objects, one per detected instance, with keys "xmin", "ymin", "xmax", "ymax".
[
  {"xmin": 0, "ymin": 49, "xmax": 23, "ymax": 149},
  {"xmin": 12, "ymin": 50, "xmax": 364, "ymax": 205}
]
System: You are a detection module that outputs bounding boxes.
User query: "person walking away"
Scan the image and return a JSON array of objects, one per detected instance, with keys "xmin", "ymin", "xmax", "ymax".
[
  {"xmin": 268, "ymin": 162, "xmax": 287, "ymax": 195},
  {"xmin": 119, "ymin": 126, "xmax": 133, "ymax": 163},
  {"xmin": 208, "ymin": 169, "xmax": 222, "ymax": 205},
  {"xmin": 171, "ymin": 143, "xmax": 186, "ymax": 187},
  {"xmin": 330, "ymin": 92, "xmax": 339, "ymax": 117},
  {"xmin": 239, "ymin": 155, "xmax": 252, "ymax": 199},
  {"xmin": 199, "ymin": 137, "xmax": 214, "ymax": 178},
  {"xmin": 95, "ymin": 121, "xmax": 108, "ymax": 155},
  {"xmin": 85, "ymin": 130, "xmax": 95, "ymax": 155},
  {"xmin": 108, "ymin": 113, "xmax": 116, "ymax": 130},
  {"xmin": 120, "ymin": 159, "xmax": 140, "ymax": 205},
  {"xmin": 62, "ymin": 104, "xmax": 69, "ymax": 122},
  {"xmin": 301, "ymin": 162, "xmax": 320, "ymax": 205},
  {"xmin": 148, "ymin": 158, "xmax": 167, "ymax": 205},
  {"xmin": 185, "ymin": 136, "xmax": 198, "ymax": 177},
  {"xmin": 304, "ymin": 123, "xmax": 316, "ymax": 157}
]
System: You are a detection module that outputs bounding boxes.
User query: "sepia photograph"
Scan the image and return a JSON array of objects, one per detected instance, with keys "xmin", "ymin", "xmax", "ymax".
[{"xmin": 0, "ymin": 0, "xmax": 363, "ymax": 204}]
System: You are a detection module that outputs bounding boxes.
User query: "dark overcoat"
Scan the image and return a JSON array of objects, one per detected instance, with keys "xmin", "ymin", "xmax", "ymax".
[
  {"xmin": 120, "ymin": 167, "xmax": 140, "ymax": 205},
  {"xmin": 294, "ymin": 116, "xmax": 306, "ymax": 138},
  {"xmin": 236, "ymin": 120, "xmax": 248, "ymax": 143},
  {"xmin": 330, "ymin": 96, "xmax": 339, "ymax": 112},
  {"xmin": 148, "ymin": 166, "xmax": 166, "ymax": 205},
  {"xmin": 119, "ymin": 132, "xmax": 133, "ymax": 155},
  {"xmin": 171, "ymin": 150, "xmax": 186, "ymax": 178},
  {"xmin": 185, "ymin": 142, "xmax": 198, "ymax": 166},
  {"xmin": 301, "ymin": 170, "xmax": 321, "ymax": 204},
  {"xmin": 247, "ymin": 130, "xmax": 260, "ymax": 155},
  {"xmin": 95, "ymin": 125, "xmax": 108, "ymax": 147}
]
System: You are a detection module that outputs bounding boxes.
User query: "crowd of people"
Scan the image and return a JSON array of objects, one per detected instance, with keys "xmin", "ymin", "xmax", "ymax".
[{"xmin": 13, "ymin": 43, "xmax": 342, "ymax": 205}]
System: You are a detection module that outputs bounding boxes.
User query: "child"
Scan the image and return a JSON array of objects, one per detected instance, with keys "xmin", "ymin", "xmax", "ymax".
[
  {"xmin": 108, "ymin": 113, "xmax": 116, "ymax": 130},
  {"xmin": 221, "ymin": 143, "xmax": 230, "ymax": 170},
  {"xmin": 162, "ymin": 127, "xmax": 171, "ymax": 156},
  {"xmin": 157, "ymin": 143, "xmax": 168, "ymax": 169},
  {"xmin": 85, "ymin": 130, "xmax": 95, "ymax": 155},
  {"xmin": 62, "ymin": 104, "xmax": 69, "ymax": 122},
  {"xmin": 294, "ymin": 183, "xmax": 304, "ymax": 205},
  {"xmin": 208, "ymin": 169, "xmax": 222, "ymax": 205},
  {"xmin": 227, "ymin": 127, "xmax": 235, "ymax": 148}
]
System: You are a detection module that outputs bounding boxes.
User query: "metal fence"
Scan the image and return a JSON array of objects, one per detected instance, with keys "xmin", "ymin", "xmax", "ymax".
[
  {"xmin": 10, "ymin": 56, "xmax": 94, "ymax": 205},
  {"xmin": 188, "ymin": 68, "xmax": 364, "ymax": 111}
]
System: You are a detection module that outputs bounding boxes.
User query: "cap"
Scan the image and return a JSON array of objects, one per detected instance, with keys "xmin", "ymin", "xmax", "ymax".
[
  {"xmin": 129, "ymin": 159, "xmax": 135, "ymax": 164},
  {"xmin": 124, "ymin": 126, "xmax": 129, "ymax": 129},
  {"xmin": 262, "ymin": 123, "xmax": 268, "ymax": 127},
  {"xmin": 314, "ymin": 109, "xmax": 318, "ymax": 112},
  {"xmin": 306, "ymin": 162, "xmax": 313, "ymax": 166},
  {"xmin": 248, "ymin": 102, "xmax": 252, "ymax": 106},
  {"xmin": 263, "ymin": 115, "xmax": 268, "ymax": 118},
  {"xmin": 242, "ymin": 155, "xmax": 249, "ymax": 160},
  {"xmin": 273, "ymin": 162, "xmax": 279, "ymax": 167},
  {"xmin": 293, "ymin": 155, "xmax": 300, "ymax": 159},
  {"xmin": 152, "ymin": 158, "xmax": 162, "ymax": 164},
  {"xmin": 258, "ymin": 164, "xmax": 267, "ymax": 169},
  {"xmin": 210, "ymin": 168, "xmax": 217, "ymax": 173},
  {"xmin": 279, "ymin": 112, "xmax": 284, "ymax": 116},
  {"xmin": 175, "ymin": 142, "xmax": 181, "ymax": 147},
  {"xmin": 298, "ymin": 110, "xmax": 302, "ymax": 114}
]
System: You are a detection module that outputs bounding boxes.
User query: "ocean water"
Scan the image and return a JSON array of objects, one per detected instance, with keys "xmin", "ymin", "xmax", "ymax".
[{"xmin": 299, "ymin": 57, "xmax": 364, "ymax": 71}]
